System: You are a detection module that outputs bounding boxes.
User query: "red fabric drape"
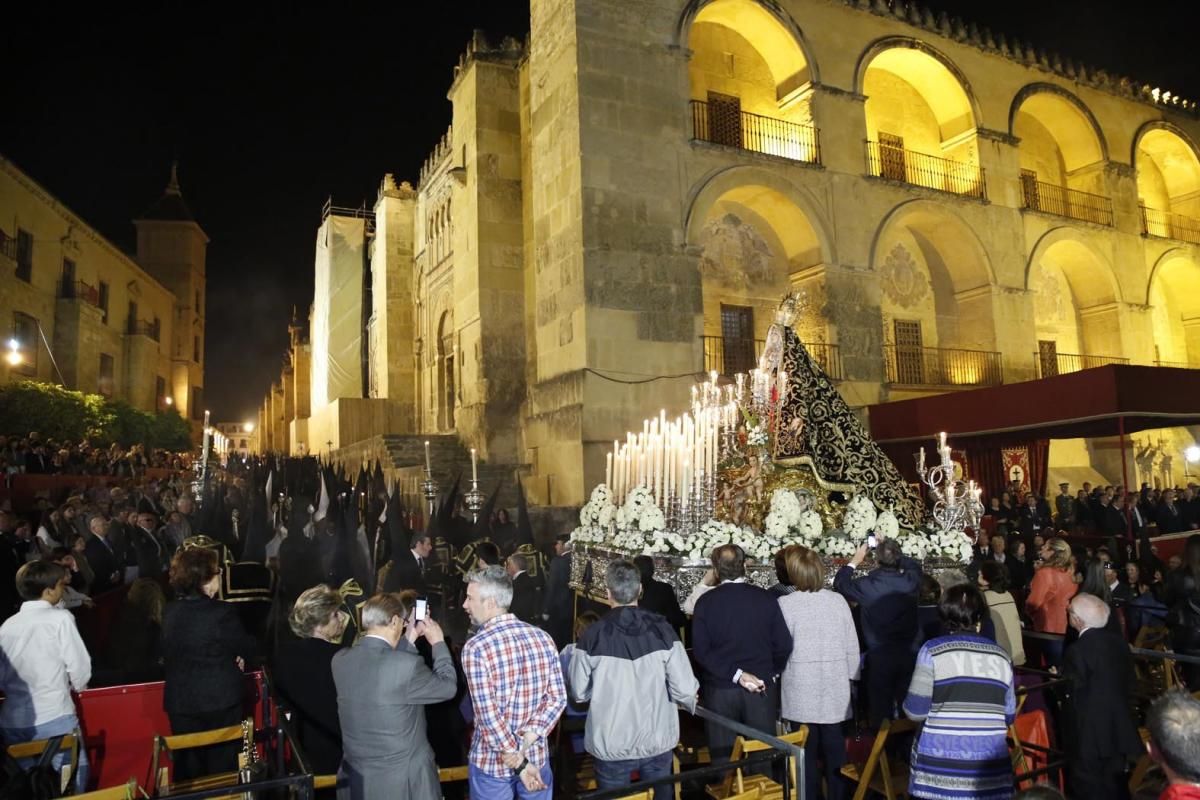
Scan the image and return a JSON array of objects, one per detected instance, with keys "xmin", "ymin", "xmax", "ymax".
[{"xmin": 962, "ymin": 437, "xmax": 1050, "ymax": 500}]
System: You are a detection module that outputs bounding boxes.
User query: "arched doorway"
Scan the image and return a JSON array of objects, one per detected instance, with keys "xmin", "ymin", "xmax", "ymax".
[
  {"xmin": 436, "ymin": 311, "xmax": 455, "ymax": 431},
  {"xmin": 1134, "ymin": 124, "xmax": 1200, "ymax": 242},
  {"xmin": 1010, "ymin": 85, "xmax": 1111, "ymax": 224},
  {"xmin": 872, "ymin": 201, "xmax": 999, "ymax": 387},
  {"xmin": 1027, "ymin": 231, "xmax": 1124, "ymax": 375},
  {"xmin": 685, "ymin": 168, "xmax": 833, "ymax": 377},
  {"xmin": 682, "ymin": 0, "xmax": 818, "ymax": 162},
  {"xmin": 1149, "ymin": 252, "xmax": 1200, "ymax": 367},
  {"xmin": 858, "ymin": 40, "xmax": 983, "ymax": 198}
]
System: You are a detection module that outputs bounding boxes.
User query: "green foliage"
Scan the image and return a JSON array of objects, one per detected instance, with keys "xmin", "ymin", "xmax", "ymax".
[{"xmin": 0, "ymin": 380, "xmax": 194, "ymax": 451}]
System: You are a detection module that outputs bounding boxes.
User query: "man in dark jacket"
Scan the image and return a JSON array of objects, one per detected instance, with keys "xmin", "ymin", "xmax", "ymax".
[
  {"xmin": 383, "ymin": 531, "xmax": 432, "ymax": 594},
  {"xmin": 506, "ymin": 553, "xmax": 539, "ymax": 623},
  {"xmin": 834, "ymin": 535, "xmax": 921, "ymax": 725},
  {"xmin": 542, "ymin": 535, "xmax": 574, "ymax": 649},
  {"xmin": 84, "ymin": 514, "xmax": 124, "ymax": 595},
  {"xmin": 633, "ymin": 555, "xmax": 686, "ymax": 632},
  {"xmin": 569, "ymin": 560, "xmax": 698, "ymax": 798},
  {"xmin": 1061, "ymin": 593, "xmax": 1144, "ymax": 800},
  {"xmin": 693, "ymin": 545, "xmax": 792, "ymax": 767}
]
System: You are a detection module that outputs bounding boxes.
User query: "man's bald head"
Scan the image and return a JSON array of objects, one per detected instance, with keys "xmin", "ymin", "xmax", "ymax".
[{"xmin": 1068, "ymin": 592, "xmax": 1111, "ymax": 632}]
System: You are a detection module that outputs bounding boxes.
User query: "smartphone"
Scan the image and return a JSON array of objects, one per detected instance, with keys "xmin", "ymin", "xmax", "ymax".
[
  {"xmin": 415, "ymin": 597, "xmax": 428, "ymax": 622},
  {"xmin": 867, "ymin": 535, "xmax": 878, "ymax": 548}
]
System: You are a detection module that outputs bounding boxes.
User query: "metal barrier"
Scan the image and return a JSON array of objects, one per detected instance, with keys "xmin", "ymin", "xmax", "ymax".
[{"xmin": 577, "ymin": 702, "xmax": 807, "ymax": 800}]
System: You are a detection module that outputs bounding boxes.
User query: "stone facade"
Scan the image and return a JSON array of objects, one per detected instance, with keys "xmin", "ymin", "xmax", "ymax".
[
  {"xmin": 262, "ymin": 0, "xmax": 1200, "ymax": 500},
  {"xmin": 0, "ymin": 157, "xmax": 206, "ymax": 424}
]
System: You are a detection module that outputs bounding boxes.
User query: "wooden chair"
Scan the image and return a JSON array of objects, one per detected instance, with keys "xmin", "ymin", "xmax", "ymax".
[
  {"xmin": 736, "ymin": 728, "xmax": 809, "ymax": 800},
  {"xmin": 840, "ymin": 717, "xmax": 915, "ymax": 800},
  {"xmin": 7, "ymin": 732, "xmax": 80, "ymax": 795},
  {"xmin": 73, "ymin": 778, "xmax": 144, "ymax": 800},
  {"xmin": 149, "ymin": 721, "xmax": 249, "ymax": 796}
]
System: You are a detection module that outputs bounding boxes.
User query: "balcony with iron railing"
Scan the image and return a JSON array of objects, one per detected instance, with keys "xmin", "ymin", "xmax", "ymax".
[
  {"xmin": 883, "ymin": 345, "xmax": 1003, "ymax": 388},
  {"xmin": 690, "ymin": 101, "xmax": 821, "ymax": 165},
  {"xmin": 127, "ymin": 319, "xmax": 161, "ymax": 342},
  {"xmin": 60, "ymin": 279, "xmax": 101, "ymax": 306},
  {"xmin": 1033, "ymin": 351, "xmax": 1129, "ymax": 378},
  {"xmin": 701, "ymin": 336, "xmax": 844, "ymax": 380},
  {"xmin": 865, "ymin": 141, "xmax": 987, "ymax": 200},
  {"xmin": 1140, "ymin": 206, "xmax": 1200, "ymax": 245},
  {"xmin": 1020, "ymin": 174, "xmax": 1113, "ymax": 226},
  {"xmin": 1154, "ymin": 360, "xmax": 1193, "ymax": 369}
]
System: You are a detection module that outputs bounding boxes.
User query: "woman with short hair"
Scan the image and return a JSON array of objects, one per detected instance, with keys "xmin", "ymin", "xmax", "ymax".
[
  {"xmin": 978, "ymin": 561, "xmax": 1024, "ymax": 665},
  {"xmin": 162, "ymin": 547, "xmax": 257, "ymax": 781},
  {"xmin": 904, "ymin": 583, "xmax": 1016, "ymax": 800},
  {"xmin": 777, "ymin": 545, "xmax": 859, "ymax": 800},
  {"xmin": 273, "ymin": 585, "xmax": 349, "ymax": 776}
]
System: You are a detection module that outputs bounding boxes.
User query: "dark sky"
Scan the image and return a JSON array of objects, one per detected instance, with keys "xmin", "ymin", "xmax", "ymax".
[{"xmin": 3, "ymin": 1, "xmax": 1196, "ymax": 423}]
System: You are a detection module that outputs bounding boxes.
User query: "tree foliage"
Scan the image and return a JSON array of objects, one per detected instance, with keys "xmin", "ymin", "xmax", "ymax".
[{"xmin": 0, "ymin": 380, "xmax": 194, "ymax": 450}]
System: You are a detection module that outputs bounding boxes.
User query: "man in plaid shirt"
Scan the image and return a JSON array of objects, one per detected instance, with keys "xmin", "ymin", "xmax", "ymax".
[{"xmin": 463, "ymin": 565, "xmax": 566, "ymax": 798}]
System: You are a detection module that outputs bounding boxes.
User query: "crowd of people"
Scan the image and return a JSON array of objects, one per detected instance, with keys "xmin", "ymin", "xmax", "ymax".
[
  {"xmin": 1, "ymin": 446, "xmax": 1200, "ymax": 800},
  {"xmin": 1, "ymin": 433, "xmax": 187, "ymax": 477}
]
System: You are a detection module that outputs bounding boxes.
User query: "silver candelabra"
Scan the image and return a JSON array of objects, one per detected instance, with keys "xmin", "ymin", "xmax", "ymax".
[
  {"xmin": 422, "ymin": 469, "xmax": 439, "ymax": 523},
  {"xmin": 915, "ymin": 433, "xmax": 984, "ymax": 534},
  {"xmin": 464, "ymin": 479, "xmax": 486, "ymax": 523}
]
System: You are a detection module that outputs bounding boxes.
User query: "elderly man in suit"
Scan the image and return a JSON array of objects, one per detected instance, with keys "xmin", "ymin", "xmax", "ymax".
[
  {"xmin": 1061, "ymin": 593, "xmax": 1144, "ymax": 800},
  {"xmin": 332, "ymin": 592, "xmax": 458, "ymax": 800}
]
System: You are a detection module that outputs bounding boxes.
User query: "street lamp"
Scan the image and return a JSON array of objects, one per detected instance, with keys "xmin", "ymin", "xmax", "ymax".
[
  {"xmin": 243, "ymin": 422, "xmax": 255, "ymax": 433},
  {"xmin": 5, "ymin": 339, "xmax": 21, "ymax": 367},
  {"xmin": 1186, "ymin": 445, "xmax": 1200, "ymax": 479},
  {"xmin": 164, "ymin": 396, "xmax": 173, "ymax": 406}
]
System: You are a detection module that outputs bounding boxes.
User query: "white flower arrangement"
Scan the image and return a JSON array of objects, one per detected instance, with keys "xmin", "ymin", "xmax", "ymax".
[
  {"xmin": 896, "ymin": 527, "xmax": 973, "ymax": 563},
  {"xmin": 579, "ymin": 483, "xmax": 617, "ymax": 529},
  {"xmin": 875, "ymin": 507, "xmax": 900, "ymax": 540},
  {"xmin": 617, "ymin": 486, "xmax": 666, "ymax": 536},
  {"xmin": 815, "ymin": 535, "xmax": 858, "ymax": 559},
  {"xmin": 746, "ymin": 425, "xmax": 770, "ymax": 448},
  {"xmin": 796, "ymin": 510, "xmax": 823, "ymax": 542},
  {"xmin": 841, "ymin": 494, "xmax": 878, "ymax": 539}
]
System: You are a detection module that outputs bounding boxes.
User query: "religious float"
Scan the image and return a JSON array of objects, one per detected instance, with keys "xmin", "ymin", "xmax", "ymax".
[{"xmin": 569, "ymin": 295, "xmax": 985, "ymax": 602}]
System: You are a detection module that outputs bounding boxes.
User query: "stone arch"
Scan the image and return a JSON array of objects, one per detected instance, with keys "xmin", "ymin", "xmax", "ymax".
[
  {"xmin": 1009, "ymin": 83, "xmax": 1108, "ymax": 186},
  {"xmin": 684, "ymin": 165, "xmax": 834, "ymax": 265},
  {"xmin": 684, "ymin": 165, "xmax": 833, "ymax": 369},
  {"xmin": 870, "ymin": 199, "xmax": 997, "ymax": 358},
  {"xmin": 1025, "ymin": 227, "xmax": 1125, "ymax": 365},
  {"xmin": 1132, "ymin": 121, "xmax": 1200, "ymax": 219},
  {"xmin": 856, "ymin": 36, "xmax": 981, "ymax": 142},
  {"xmin": 676, "ymin": 0, "xmax": 819, "ymax": 91},
  {"xmin": 1147, "ymin": 248, "xmax": 1200, "ymax": 366}
]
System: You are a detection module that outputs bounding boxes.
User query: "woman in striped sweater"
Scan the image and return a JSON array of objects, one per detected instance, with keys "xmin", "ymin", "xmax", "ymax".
[{"xmin": 903, "ymin": 583, "xmax": 1016, "ymax": 800}]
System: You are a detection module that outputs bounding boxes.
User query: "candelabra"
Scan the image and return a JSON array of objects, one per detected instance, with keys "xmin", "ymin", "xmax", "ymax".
[
  {"xmin": 464, "ymin": 479, "xmax": 486, "ymax": 523},
  {"xmin": 421, "ymin": 469, "xmax": 439, "ymax": 522},
  {"xmin": 914, "ymin": 432, "xmax": 984, "ymax": 534}
]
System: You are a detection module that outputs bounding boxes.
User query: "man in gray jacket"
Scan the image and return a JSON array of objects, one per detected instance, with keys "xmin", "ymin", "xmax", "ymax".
[
  {"xmin": 569, "ymin": 560, "xmax": 699, "ymax": 799},
  {"xmin": 333, "ymin": 592, "xmax": 458, "ymax": 800}
]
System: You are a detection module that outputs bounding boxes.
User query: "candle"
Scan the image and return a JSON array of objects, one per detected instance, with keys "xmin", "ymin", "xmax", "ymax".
[
  {"xmin": 918, "ymin": 446, "xmax": 926, "ymax": 472},
  {"xmin": 470, "ymin": 448, "xmax": 478, "ymax": 482},
  {"xmin": 606, "ymin": 452, "xmax": 613, "ymax": 488},
  {"xmin": 938, "ymin": 431, "xmax": 947, "ymax": 448},
  {"xmin": 424, "ymin": 440, "xmax": 432, "ymax": 473}
]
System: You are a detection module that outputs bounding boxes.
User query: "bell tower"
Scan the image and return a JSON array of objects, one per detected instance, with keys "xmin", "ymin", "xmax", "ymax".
[{"xmin": 133, "ymin": 162, "xmax": 209, "ymax": 428}]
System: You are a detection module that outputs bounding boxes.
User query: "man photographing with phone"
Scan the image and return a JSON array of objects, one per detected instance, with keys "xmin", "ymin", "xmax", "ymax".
[{"xmin": 834, "ymin": 528, "xmax": 921, "ymax": 725}]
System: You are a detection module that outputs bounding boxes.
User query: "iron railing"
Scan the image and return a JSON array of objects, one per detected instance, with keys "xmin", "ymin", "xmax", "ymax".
[
  {"xmin": 1154, "ymin": 359, "xmax": 1192, "ymax": 368},
  {"xmin": 1020, "ymin": 176, "xmax": 1113, "ymax": 226},
  {"xmin": 1033, "ymin": 351, "xmax": 1129, "ymax": 378},
  {"xmin": 866, "ymin": 140, "xmax": 987, "ymax": 199},
  {"xmin": 127, "ymin": 319, "xmax": 161, "ymax": 341},
  {"xmin": 1140, "ymin": 205, "xmax": 1200, "ymax": 245},
  {"xmin": 883, "ymin": 344, "xmax": 1003, "ymax": 387},
  {"xmin": 701, "ymin": 336, "xmax": 844, "ymax": 380},
  {"xmin": 60, "ymin": 279, "xmax": 101, "ymax": 306},
  {"xmin": 690, "ymin": 100, "xmax": 821, "ymax": 165}
]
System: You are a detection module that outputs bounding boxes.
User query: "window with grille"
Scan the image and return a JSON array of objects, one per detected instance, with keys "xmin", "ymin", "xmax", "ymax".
[
  {"xmin": 707, "ymin": 92, "xmax": 742, "ymax": 149},
  {"xmin": 15, "ymin": 230, "xmax": 33, "ymax": 282},
  {"xmin": 11, "ymin": 312, "xmax": 37, "ymax": 375},
  {"xmin": 879, "ymin": 132, "xmax": 907, "ymax": 182},
  {"xmin": 720, "ymin": 305, "xmax": 756, "ymax": 376},
  {"xmin": 893, "ymin": 319, "xmax": 925, "ymax": 384},
  {"xmin": 61, "ymin": 258, "xmax": 75, "ymax": 297},
  {"xmin": 1038, "ymin": 340, "xmax": 1059, "ymax": 378}
]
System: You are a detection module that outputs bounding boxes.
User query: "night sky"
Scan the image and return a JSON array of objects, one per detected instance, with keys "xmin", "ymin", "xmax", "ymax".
[{"xmin": 3, "ymin": 1, "xmax": 1196, "ymax": 423}]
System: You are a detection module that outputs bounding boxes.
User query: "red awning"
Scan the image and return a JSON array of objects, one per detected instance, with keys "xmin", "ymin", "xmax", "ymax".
[{"xmin": 867, "ymin": 365, "xmax": 1200, "ymax": 444}]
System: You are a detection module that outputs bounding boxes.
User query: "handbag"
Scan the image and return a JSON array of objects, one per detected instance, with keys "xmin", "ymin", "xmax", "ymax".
[{"xmin": 0, "ymin": 734, "xmax": 66, "ymax": 800}]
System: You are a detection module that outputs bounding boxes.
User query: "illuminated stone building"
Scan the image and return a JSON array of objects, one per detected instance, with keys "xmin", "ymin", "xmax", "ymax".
[
  {"xmin": 0, "ymin": 157, "xmax": 208, "ymax": 423},
  {"xmin": 264, "ymin": 0, "xmax": 1200, "ymax": 502}
]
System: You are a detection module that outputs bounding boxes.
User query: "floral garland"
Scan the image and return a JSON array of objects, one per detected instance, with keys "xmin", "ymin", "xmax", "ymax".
[
  {"xmin": 841, "ymin": 494, "xmax": 878, "ymax": 539},
  {"xmin": 897, "ymin": 526, "xmax": 974, "ymax": 563}
]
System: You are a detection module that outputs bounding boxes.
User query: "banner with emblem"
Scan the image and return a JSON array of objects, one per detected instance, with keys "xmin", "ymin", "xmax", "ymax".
[{"xmin": 1001, "ymin": 447, "xmax": 1031, "ymax": 497}]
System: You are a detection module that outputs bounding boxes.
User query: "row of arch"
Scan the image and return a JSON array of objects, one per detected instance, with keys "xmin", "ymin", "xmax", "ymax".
[
  {"xmin": 681, "ymin": 0, "xmax": 1200, "ymax": 215},
  {"xmin": 686, "ymin": 164, "xmax": 1200, "ymax": 367},
  {"xmin": 425, "ymin": 196, "xmax": 452, "ymax": 265}
]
